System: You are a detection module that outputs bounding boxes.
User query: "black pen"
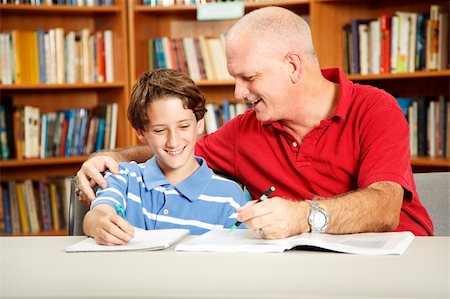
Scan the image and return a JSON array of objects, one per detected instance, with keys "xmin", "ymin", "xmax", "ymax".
[{"xmin": 230, "ymin": 186, "xmax": 276, "ymax": 231}]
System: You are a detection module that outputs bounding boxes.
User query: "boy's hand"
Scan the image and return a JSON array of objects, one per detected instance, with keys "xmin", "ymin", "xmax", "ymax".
[{"xmin": 83, "ymin": 205, "xmax": 135, "ymax": 245}]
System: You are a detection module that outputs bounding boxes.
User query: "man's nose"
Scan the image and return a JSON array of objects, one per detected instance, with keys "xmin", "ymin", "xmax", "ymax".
[{"xmin": 234, "ymin": 78, "xmax": 249, "ymax": 101}]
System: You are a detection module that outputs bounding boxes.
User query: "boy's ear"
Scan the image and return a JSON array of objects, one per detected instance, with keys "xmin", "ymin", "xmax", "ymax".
[
  {"xmin": 136, "ymin": 129, "xmax": 147, "ymax": 144},
  {"xmin": 197, "ymin": 118, "xmax": 205, "ymax": 135}
]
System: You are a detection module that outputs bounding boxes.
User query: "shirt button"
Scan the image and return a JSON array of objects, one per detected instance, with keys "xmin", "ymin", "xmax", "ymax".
[
  {"xmin": 163, "ymin": 209, "xmax": 169, "ymax": 215},
  {"xmin": 292, "ymin": 141, "xmax": 298, "ymax": 147}
]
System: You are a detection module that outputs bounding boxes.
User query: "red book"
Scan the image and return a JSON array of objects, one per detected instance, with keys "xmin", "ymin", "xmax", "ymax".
[
  {"xmin": 379, "ymin": 13, "xmax": 392, "ymax": 74},
  {"xmin": 96, "ymin": 31, "xmax": 106, "ymax": 83}
]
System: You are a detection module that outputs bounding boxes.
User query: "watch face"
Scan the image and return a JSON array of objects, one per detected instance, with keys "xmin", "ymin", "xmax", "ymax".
[{"xmin": 313, "ymin": 212, "xmax": 327, "ymax": 229}]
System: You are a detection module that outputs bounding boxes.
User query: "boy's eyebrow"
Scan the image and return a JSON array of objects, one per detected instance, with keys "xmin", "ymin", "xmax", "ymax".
[{"xmin": 149, "ymin": 119, "xmax": 194, "ymax": 127}]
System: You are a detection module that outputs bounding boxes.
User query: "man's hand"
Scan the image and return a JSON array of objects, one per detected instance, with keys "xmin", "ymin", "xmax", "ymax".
[
  {"xmin": 83, "ymin": 205, "xmax": 135, "ymax": 245},
  {"xmin": 76, "ymin": 154, "xmax": 120, "ymax": 203},
  {"xmin": 237, "ymin": 197, "xmax": 310, "ymax": 239}
]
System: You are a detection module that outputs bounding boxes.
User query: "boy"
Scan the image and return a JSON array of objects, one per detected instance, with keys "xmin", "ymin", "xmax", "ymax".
[{"xmin": 83, "ymin": 69, "xmax": 246, "ymax": 245}]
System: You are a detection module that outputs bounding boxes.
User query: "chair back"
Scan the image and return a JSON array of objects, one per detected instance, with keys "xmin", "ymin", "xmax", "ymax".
[
  {"xmin": 68, "ymin": 177, "xmax": 90, "ymax": 236},
  {"xmin": 413, "ymin": 172, "xmax": 450, "ymax": 236}
]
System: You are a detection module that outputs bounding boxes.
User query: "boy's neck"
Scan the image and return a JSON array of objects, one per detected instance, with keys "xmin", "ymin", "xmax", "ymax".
[{"xmin": 161, "ymin": 159, "xmax": 201, "ymax": 185}]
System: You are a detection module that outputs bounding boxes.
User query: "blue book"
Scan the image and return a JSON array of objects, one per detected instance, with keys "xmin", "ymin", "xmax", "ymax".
[
  {"xmin": 415, "ymin": 13, "xmax": 427, "ymax": 71},
  {"xmin": 37, "ymin": 30, "xmax": 47, "ymax": 84},
  {"xmin": 95, "ymin": 118, "xmax": 106, "ymax": 152},
  {"xmin": 3, "ymin": 184, "xmax": 12, "ymax": 234},
  {"xmin": 64, "ymin": 109, "xmax": 75, "ymax": 157},
  {"xmin": 153, "ymin": 38, "xmax": 166, "ymax": 69},
  {"xmin": 221, "ymin": 100, "xmax": 231, "ymax": 124}
]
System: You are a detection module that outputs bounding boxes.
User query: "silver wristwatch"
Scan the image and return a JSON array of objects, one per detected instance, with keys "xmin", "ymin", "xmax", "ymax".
[{"xmin": 306, "ymin": 200, "xmax": 329, "ymax": 233}]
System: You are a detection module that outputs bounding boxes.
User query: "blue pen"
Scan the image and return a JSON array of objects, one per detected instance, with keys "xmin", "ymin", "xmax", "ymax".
[
  {"xmin": 230, "ymin": 186, "xmax": 275, "ymax": 231},
  {"xmin": 115, "ymin": 203, "xmax": 125, "ymax": 218}
]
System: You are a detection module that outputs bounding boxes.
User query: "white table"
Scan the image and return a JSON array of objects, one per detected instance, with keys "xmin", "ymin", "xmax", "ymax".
[{"xmin": 0, "ymin": 236, "xmax": 448, "ymax": 299}]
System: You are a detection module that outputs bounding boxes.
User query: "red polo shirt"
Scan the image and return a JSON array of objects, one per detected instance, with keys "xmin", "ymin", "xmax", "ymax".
[{"xmin": 195, "ymin": 68, "xmax": 433, "ymax": 236}]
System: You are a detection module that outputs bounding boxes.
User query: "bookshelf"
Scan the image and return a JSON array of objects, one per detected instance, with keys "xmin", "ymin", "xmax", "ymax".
[{"xmin": 0, "ymin": 1, "xmax": 131, "ymax": 235}]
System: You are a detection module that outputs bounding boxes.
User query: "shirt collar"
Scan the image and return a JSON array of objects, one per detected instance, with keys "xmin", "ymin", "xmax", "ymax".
[
  {"xmin": 143, "ymin": 156, "xmax": 212, "ymax": 202},
  {"xmin": 321, "ymin": 67, "xmax": 352, "ymax": 121}
]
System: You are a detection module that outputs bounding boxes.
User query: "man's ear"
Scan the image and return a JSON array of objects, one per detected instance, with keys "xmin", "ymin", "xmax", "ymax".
[
  {"xmin": 197, "ymin": 118, "xmax": 205, "ymax": 136},
  {"xmin": 284, "ymin": 51, "xmax": 302, "ymax": 83},
  {"xmin": 136, "ymin": 129, "xmax": 147, "ymax": 144}
]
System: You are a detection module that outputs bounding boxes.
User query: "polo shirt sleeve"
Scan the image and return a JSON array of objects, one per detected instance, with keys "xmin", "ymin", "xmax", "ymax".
[
  {"xmin": 91, "ymin": 166, "xmax": 128, "ymax": 210},
  {"xmin": 357, "ymin": 90, "xmax": 413, "ymax": 196}
]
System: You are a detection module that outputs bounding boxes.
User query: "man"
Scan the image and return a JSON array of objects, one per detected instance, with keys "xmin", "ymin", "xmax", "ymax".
[{"xmin": 77, "ymin": 6, "xmax": 433, "ymax": 238}]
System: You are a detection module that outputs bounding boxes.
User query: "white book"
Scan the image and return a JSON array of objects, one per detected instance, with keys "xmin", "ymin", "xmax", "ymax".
[
  {"xmin": 48, "ymin": 29, "xmax": 58, "ymax": 84},
  {"xmin": 66, "ymin": 229, "xmax": 189, "ymax": 252},
  {"xmin": 390, "ymin": 15, "xmax": 399, "ymax": 73},
  {"xmin": 408, "ymin": 101, "xmax": 418, "ymax": 157},
  {"xmin": 0, "ymin": 33, "xmax": 12, "ymax": 84},
  {"xmin": 396, "ymin": 12, "xmax": 411, "ymax": 73},
  {"xmin": 161, "ymin": 37, "xmax": 173, "ymax": 69},
  {"xmin": 358, "ymin": 23, "xmax": 369, "ymax": 75},
  {"xmin": 24, "ymin": 106, "xmax": 40, "ymax": 158},
  {"xmin": 65, "ymin": 31, "xmax": 76, "ymax": 84},
  {"xmin": 369, "ymin": 19, "xmax": 380, "ymax": 74},
  {"xmin": 175, "ymin": 229, "xmax": 415, "ymax": 255},
  {"xmin": 182, "ymin": 37, "xmax": 201, "ymax": 81},
  {"xmin": 206, "ymin": 37, "xmax": 232, "ymax": 80},
  {"xmin": 80, "ymin": 28, "xmax": 91, "ymax": 83},
  {"xmin": 407, "ymin": 13, "xmax": 417, "ymax": 73},
  {"xmin": 104, "ymin": 30, "xmax": 114, "ymax": 83},
  {"xmin": 55, "ymin": 27, "xmax": 65, "ymax": 84},
  {"xmin": 204, "ymin": 103, "xmax": 218, "ymax": 134}
]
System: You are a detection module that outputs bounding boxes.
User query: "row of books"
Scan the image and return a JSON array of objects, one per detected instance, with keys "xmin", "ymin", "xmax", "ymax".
[
  {"xmin": 398, "ymin": 96, "xmax": 449, "ymax": 158},
  {"xmin": 204, "ymin": 100, "xmax": 249, "ymax": 133},
  {"xmin": 1, "ymin": 0, "xmax": 114, "ymax": 6},
  {"xmin": 0, "ymin": 28, "xmax": 114, "ymax": 85},
  {"xmin": 142, "ymin": 0, "xmax": 271, "ymax": 6},
  {"xmin": 0, "ymin": 98, "xmax": 118, "ymax": 160},
  {"xmin": 343, "ymin": 5, "xmax": 449, "ymax": 75},
  {"xmin": 149, "ymin": 35, "xmax": 232, "ymax": 82},
  {"xmin": 0, "ymin": 177, "xmax": 70, "ymax": 235}
]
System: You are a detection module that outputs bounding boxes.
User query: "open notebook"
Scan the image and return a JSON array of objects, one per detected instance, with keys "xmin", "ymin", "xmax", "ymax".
[
  {"xmin": 175, "ymin": 229, "xmax": 415, "ymax": 255},
  {"xmin": 66, "ymin": 229, "xmax": 189, "ymax": 252}
]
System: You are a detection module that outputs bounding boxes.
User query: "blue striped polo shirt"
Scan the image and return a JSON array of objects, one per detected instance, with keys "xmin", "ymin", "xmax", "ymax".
[{"xmin": 91, "ymin": 156, "xmax": 246, "ymax": 235}]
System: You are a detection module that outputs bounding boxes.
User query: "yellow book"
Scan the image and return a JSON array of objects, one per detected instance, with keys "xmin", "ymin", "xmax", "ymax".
[
  {"xmin": 49, "ymin": 183, "xmax": 60, "ymax": 230},
  {"xmin": 16, "ymin": 182, "xmax": 30, "ymax": 234}
]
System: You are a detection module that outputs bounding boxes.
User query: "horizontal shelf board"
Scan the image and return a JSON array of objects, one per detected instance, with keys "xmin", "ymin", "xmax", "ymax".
[
  {"xmin": 195, "ymin": 79, "xmax": 235, "ymax": 86},
  {"xmin": 349, "ymin": 70, "xmax": 450, "ymax": 81},
  {"xmin": 0, "ymin": 82, "xmax": 126, "ymax": 90},
  {"xmin": 0, "ymin": 156, "xmax": 88, "ymax": 167},
  {"xmin": 0, "ymin": 4, "xmax": 121, "ymax": 13},
  {"xmin": 0, "ymin": 228, "xmax": 67, "ymax": 236},
  {"xmin": 411, "ymin": 157, "xmax": 450, "ymax": 168}
]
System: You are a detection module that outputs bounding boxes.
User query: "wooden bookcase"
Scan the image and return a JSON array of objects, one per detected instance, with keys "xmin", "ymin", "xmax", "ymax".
[{"xmin": 0, "ymin": 1, "xmax": 131, "ymax": 235}]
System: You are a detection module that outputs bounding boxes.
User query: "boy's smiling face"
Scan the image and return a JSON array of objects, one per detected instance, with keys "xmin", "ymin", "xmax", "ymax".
[{"xmin": 136, "ymin": 97, "xmax": 204, "ymax": 181}]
